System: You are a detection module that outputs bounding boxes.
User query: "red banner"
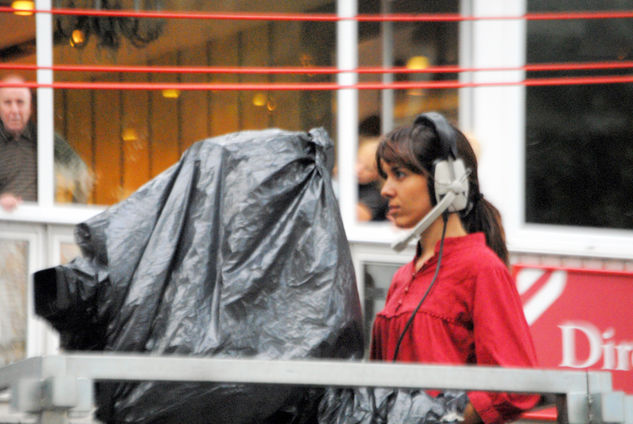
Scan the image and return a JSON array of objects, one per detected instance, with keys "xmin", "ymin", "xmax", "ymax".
[{"xmin": 514, "ymin": 264, "xmax": 633, "ymax": 394}]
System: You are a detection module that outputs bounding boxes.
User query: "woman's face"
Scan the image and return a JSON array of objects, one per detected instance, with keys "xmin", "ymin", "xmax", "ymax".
[{"xmin": 380, "ymin": 160, "xmax": 432, "ymax": 229}]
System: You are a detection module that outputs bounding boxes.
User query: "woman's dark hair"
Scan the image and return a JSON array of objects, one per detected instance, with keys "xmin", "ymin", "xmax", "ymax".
[{"xmin": 376, "ymin": 119, "xmax": 509, "ymax": 266}]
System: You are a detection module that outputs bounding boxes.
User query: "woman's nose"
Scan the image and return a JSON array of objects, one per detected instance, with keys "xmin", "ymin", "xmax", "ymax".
[{"xmin": 380, "ymin": 180, "xmax": 394, "ymax": 198}]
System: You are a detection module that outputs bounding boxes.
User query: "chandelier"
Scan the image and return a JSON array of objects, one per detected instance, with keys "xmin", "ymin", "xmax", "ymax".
[{"xmin": 54, "ymin": 0, "xmax": 165, "ymax": 49}]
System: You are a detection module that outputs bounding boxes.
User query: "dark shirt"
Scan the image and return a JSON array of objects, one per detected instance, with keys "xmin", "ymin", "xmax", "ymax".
[
  {"xmin": 0, "ymin": 120, "xmax": 37, "ymax": 201},
  {"xmin": 358, "ymin": 182, "xmax": 388, "ymax": 221},
  {"xmin": 0, "ymin": 120, "xmax": 91, "ymax": 203}
]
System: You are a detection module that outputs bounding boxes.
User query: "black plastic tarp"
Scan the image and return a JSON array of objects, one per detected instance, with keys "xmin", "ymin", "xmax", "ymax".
[
  {"xmin": 34, "ymin": 128, "xmax": 364, "ymax": 424},
  {"xmin": 318, "ymin": 388, "xmax": 468, "ymax": 423}
]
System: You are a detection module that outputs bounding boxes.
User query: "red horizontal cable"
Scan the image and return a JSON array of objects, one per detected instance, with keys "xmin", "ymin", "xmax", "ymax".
[
  {"xmin": 513, "ymin": 263, "xmax": 633, "ymax": 277},
  {"xmin": 359, "ymin": 10, "xmax": 633, "ymax": 22},
  {"xmin": 2, "ymin": 75, "xmax": 633, "ymax": 91},
  {"xmin": 2, "ymin": 61, "xmax": 633, "ymax": 75},
  {"xmin": 2, "ymin": 6, "xmax": 633, "ymax": 22}
]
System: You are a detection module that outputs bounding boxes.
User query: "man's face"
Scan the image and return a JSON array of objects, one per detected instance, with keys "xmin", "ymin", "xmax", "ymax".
[{"xmin": 0, "ymin": 85, "xmax": 32, "ymax": 137}]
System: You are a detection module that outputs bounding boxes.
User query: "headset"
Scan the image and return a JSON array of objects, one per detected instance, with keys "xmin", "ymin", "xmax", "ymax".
[
  {"xmin": 413, "ymin": 111, "xmax": 469, "ymax": 213},
  {"xmin": 391, "ymin": 112, "xmax": 471, "ymax": 252}
]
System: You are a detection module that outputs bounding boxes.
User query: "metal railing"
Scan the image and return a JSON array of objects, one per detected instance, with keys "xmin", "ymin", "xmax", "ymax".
[{"xmin": 1, "ymin": 353, "xmax": 632, "ymax": 424}]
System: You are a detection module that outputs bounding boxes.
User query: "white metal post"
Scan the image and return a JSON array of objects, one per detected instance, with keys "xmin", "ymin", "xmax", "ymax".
[
  {"xmin": 35, "ymin": 0, "xmax": 55, "ymax": 208},
  {"xmin": 336, "ymin": 0, "xmax": 359, "ymax": 233},
  {"xmin": 381, "ymin": 0, "xmax": 394, "ymax": 134}
]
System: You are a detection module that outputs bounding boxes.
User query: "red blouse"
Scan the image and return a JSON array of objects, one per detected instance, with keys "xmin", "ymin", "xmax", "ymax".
[{"xmin": 370, "ymin": 233, "xmax": 540, "ymax": 423}]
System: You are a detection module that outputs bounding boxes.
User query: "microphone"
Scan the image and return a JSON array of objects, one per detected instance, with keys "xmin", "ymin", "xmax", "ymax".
[
  {"xmin": 391, "ymin": 191, "xmax": 456, "ymax": 252},
  {"xmin": 390, "ymin": 167, "xmax": 470, "ymax": 252}
]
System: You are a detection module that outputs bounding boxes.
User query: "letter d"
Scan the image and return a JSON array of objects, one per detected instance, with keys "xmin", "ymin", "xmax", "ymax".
[{"xmin": 559, "ymin": 321, "xmax": 601, "ymax": 368}]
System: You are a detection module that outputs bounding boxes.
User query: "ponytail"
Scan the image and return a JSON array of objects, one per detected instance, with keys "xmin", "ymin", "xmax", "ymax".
[
  {"xmin": 453, "ymin": 132, "xmax": 509, "ymax": 267},
  {"xmin": 461, "ymin": 195, "xmax": 509, "ymax": 267}
]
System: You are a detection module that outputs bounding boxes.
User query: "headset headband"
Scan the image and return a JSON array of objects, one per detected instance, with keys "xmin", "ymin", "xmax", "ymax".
[{"xmin": 413, "ymin": 112, "xmax": 458, "ymax": 160}]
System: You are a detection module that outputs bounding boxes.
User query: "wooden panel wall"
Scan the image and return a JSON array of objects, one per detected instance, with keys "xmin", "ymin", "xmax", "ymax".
[
  {"xmin": 241, "ymin": 25, "xmax": 271, "ymax": 130},
  {"xmin": 149, "ymin": 52, "xmax": 180, "ymax": 179},
  {"xmin": 121, "ymin": 71, "xmax": 151, "ymax": 197},
  {"xmin": 54, "ymin": 20, "xmax": 307, "ymax": 206},
  {"xmin": 94, "ymin": 82, "xmax": 121, "ymax": 204},
  {"xmin": 270, "ymin": 21, "xmax": 302, "ymax": 131},
  {"xmin": 209, "ymin": 36, "xmax": 240, "ymax": 136},
  {"xmin": 180, "ymin": 44, "xmax": 210, "ymax": 151}
]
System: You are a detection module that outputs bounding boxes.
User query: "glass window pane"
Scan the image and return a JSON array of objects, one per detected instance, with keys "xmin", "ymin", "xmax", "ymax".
[
  {"xmin": 358, "ymin": 0, "xmax": 460, "ymax": 125},
  {"xmin": 0, "ymin": 5, "xmax": 36, "ymax": 209},
  {"xmin": 0, "ymin": 239, "xmax": 29, "ymax": 365},
  {"xmin": 354, "ymin": 0, "xmax": 459, "ymax": 223},
  {"xmin": 526, "ymin": 0, "xmax": 633, "ymax": 229},
  {"xmin": 52, "ymin": 0, "xmax": 336, "ymax": 206},
  {"xmin": 60, "ymin": 241, "xmax": 80, "ymax": 264}
]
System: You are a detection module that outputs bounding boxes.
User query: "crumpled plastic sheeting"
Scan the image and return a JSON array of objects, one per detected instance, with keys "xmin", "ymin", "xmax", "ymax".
[
  {"xmin": 318, "ymin": 388, "xmax": 468, "ymax": 424},
  {"xmin": 33, "ymin": 128, "xmax": 364, "ymax": 424}
]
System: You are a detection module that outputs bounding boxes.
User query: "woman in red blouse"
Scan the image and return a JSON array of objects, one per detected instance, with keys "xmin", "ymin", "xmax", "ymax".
[{"xmin": 370, "ymin": 113, "xmax": 540, "ymax": 423}]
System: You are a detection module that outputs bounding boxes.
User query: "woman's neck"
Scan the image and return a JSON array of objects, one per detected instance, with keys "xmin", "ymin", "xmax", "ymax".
[{"xmin": 416, "ymin": 213, "xmax": 467, "ymax": 270}]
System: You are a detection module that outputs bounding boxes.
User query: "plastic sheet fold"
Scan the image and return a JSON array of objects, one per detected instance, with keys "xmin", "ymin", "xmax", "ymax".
[
  {"xmin": 34, "ymin": 128, "xmax": 363, "ymax": 424},
  {"xmin": 318, "ymin": 388, "xmax": 468, "ymax": 424}
]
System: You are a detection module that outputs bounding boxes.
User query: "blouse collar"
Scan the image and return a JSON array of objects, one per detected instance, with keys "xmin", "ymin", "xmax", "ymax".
[{"xmin": 415, "ymin": 232, "xmax": 486, "ymax": 260}]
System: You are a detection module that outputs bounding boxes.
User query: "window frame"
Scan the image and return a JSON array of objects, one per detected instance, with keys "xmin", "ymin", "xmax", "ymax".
[
  {"xmin": 3, "ymin": 0, "xmax": 632, "ymax": 258},
  {"xmin": 470, "ymin": 0, "xmax": 633, "ymax": 260},
  {"xmin": 342, "ymin": 0, "xmax": 633, "ymax": 260},
  {"xmin": 0, "ymin": 223, "xmax": 48, "ymax": 358}
]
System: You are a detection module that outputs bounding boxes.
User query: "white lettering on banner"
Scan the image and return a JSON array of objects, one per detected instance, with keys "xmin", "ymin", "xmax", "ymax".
[
  {"xmin": 559, "ymin": 321, "xmax": 633, "ymax": 370},
  {"xmin": 517, "ymin": 269, "xmax": 567, "ymax": 325}
]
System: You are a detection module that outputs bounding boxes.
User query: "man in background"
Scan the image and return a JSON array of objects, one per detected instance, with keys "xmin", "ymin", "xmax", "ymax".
[
  {"xmin": 356, "ymin": 115, "xmax": 387, "ymax": 221},
  {"xmin": 0, "ymin": 74, "xmax": 92, "ymax": 211},
  {"xmin": 0, "ymin": 74, "xmax": 37, "ymax": 211},
  {"xmin": 356, "ymin": 136, "xmax": 388, "ymax": 221}
]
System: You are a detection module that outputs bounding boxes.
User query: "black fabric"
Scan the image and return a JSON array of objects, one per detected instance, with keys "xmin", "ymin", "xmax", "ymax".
[{"xmin": 34, "ymin": 128, "xmax": 364, "ymax": 424}]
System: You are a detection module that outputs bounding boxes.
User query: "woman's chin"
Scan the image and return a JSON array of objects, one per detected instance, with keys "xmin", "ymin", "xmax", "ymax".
[{"xmin": 392, "ymin": 217, "xmax": 415, "ymax": 229}]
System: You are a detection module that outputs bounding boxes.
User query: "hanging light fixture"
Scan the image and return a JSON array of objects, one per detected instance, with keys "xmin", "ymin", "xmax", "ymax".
[
  {"xmin": 11, "ymin": 0, "xmax": 35, "ymax": 16},
  {"xmin": 54, "ymin": 0, "xmax": 165, "ymax": 50}
]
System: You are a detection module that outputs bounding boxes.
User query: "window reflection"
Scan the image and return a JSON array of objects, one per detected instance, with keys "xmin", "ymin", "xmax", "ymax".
[
  {"xmin": 355, "ymin": 1, "xmax": 459, "ymax": 224},
  {"xmin": 3, "ymin": 0, "xmax": 461, "ymax": 209},
  {"xmin": 0, "ymin": 7, "xmax": 36, "ymax": 210},
  {"xmin": 0, "ymin": 239, "xmax": 28, "ymax": 366},
  {"xmin": 357, "ymin": 0, "xmax": 459, "ymax": 127},
  {"xmin": 52, "ymin": 2, "xmax": 336, "ymax": 206},
  {"xmin": 60, "ymin": 241, "xmax": 80, "ymax": 264},
  {"xmin": 526, "ymin": 0, "xmax": 633, "ymax": 229}
]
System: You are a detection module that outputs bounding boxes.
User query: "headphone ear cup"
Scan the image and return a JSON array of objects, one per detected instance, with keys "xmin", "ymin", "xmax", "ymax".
[{"xmin": 433, "ymin": 158, "xmax": 469, "ymax": 212}]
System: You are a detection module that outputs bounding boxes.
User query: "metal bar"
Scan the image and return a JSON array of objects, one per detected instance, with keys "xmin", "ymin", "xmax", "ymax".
[
  {"xmin": 0, "ymin": 357, "xmax": 44, "ymax": 390},
  {"xmin": 2, "ymin": 354, "xmax": 633, "ymax": 424},
  {"xmin": 0, "ymin": 353, "xmax": 601, "ymax": 394}
]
